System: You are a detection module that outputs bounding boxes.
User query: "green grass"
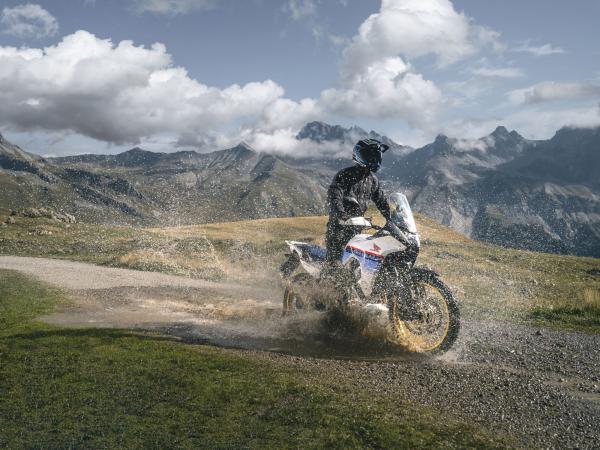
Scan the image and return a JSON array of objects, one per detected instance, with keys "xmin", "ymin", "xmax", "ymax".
[
  {"xmin": 0, "ymin": 270, "xmax": 509, "ymax": 449},
  {"xmin": 0, "ymin": 268, "xmax": 62, "ymax": 332},
  {"xmin": 529, "ymin": 288, "xmax": 600, "ymax": 332}
]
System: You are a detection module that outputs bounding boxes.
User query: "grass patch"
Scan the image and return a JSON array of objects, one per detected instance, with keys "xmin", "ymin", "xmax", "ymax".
[
  {"xmin": 529, "ymin": 288, "xmax": 600, "ymax": 332},
  {"xmin": 0, "ymin": 269, "xmax": 509, "ymax": 449},
  {"xmin": 0, "ymin": 269, "xmax": 62, "ymax": 332}
]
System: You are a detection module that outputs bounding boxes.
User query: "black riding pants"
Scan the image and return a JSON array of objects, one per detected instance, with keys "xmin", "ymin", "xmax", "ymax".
[{"xmin": 325, "ymin": 220, "xmax": 361, "ymax": 264}]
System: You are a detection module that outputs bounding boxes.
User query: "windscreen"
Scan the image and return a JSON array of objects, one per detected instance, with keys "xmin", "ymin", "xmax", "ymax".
[{"xmin": 389, "ymin": 193, "xmax": 417, "ymax": 233}]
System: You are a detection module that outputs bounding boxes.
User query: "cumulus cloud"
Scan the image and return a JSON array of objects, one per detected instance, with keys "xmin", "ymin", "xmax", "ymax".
[
  {"xmin": 507, "ymin": 81, "xmax": 600, "ymax": 105},
  {"xmin": 321, "ymin": 57, "xmax": 442, "ymax": 126},
  {"xmin": 132, "ymin": 0, "xmax": 215, "ymax": 16},
  {"xmin": 514, "ymin": 43, "xmax": 566, "ymax": 57},
  {"xmin": 1, "ymin": 4, "xmax": 59, "ymax": 38},
  {"xmin": 0, "ymin": 31, "xmax": 305, "ymax": 145},
  {"xmin": 323, "ymin": 0, "xmax": 504, "ymax": 127},
  {"xmin": 340, "ymin": 0, "xmax": 497, "ymax": 76}
]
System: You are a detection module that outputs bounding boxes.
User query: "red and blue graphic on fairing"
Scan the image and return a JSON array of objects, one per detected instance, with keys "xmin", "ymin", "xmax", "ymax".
[{"xmin": 342, "ymin": 244, "xmax": 383, "ymax": 273}]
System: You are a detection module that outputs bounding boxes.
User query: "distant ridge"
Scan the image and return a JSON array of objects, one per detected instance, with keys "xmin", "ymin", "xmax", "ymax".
[{"xmin": 1, "ymin": 122, "xmax": 599, "ymax": 257}]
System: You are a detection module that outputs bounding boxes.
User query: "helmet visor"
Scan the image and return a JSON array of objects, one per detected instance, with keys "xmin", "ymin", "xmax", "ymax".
[{"xmin": 357, "ymin": 147, "xmax": 382, "ymax": 171}]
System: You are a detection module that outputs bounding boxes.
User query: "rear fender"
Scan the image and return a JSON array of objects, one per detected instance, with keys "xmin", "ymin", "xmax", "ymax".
[
  {"xmin": 284, "ymin": 240, "xmax": 304, "ymax": 258},
  {"xmin": 284, "ymin": 240, "xmax": 323, "ymax": 277}
]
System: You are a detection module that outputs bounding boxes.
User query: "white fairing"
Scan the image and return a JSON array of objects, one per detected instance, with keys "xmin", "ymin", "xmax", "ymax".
[
  {"xmin": 340, "ymin": 217, "xmax": 372, "ymax": 227},
  {"xmin": 389, "ymin": 193, "xmax": 417, "ymax": 233},
  {"xmin": 347, "ymin": 234, "xmax": 405, "ymax": 257}
]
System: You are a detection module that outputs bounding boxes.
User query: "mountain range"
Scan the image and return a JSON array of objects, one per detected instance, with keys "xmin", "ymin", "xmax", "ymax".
[{"xmin": 0, "ymin": 122, "xmax": 598, "ymax": 257}]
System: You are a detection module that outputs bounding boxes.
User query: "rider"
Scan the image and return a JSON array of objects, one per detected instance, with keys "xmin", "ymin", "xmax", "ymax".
[{"xmin": 324, "ymin": 138, "xmax": 392, "ymax": 269}]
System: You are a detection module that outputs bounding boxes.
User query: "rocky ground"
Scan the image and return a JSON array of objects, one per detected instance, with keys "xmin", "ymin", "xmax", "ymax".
[{"xmin": 1, "ymin": 255, "xmax": 598, "ymax": 449}]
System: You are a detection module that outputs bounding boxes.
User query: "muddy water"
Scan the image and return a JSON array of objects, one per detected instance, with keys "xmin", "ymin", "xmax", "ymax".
[{"xmin": 41, "ymin": 282, "xmax": 419, "ymax": 360}]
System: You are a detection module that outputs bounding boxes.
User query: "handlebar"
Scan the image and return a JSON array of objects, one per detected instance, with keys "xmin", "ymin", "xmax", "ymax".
[{"xmin": 339, "ymin": 217, "xmax": 419, "ymax": 252}]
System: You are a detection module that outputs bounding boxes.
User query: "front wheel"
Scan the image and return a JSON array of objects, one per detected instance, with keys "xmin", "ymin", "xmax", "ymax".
[{"xmin": 387, "ymin": 272, "xmax": 460, "ymax": 354}]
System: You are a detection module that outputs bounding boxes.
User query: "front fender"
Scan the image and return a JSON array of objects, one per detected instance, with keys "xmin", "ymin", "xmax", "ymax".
[{"xmin": 410, "ymin": 266, "xmax": 440, "ymax": 282}]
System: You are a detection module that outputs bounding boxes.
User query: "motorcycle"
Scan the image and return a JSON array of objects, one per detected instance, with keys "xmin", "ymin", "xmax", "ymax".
[{"xmin": 280, "ymin": 193, "xmax": 460, "ymax": 354}]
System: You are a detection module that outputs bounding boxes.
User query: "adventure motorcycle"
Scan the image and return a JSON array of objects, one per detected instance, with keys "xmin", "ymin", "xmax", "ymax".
[{"xmin": 280, "ymin": 193, "xmax": 460, "ymax": 354}]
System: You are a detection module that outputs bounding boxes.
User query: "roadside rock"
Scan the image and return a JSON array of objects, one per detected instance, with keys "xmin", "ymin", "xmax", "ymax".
[
  {"xmin": 18, "ymin": 207, "xmax": 77, "ymax": 223},
  {"xmin": 28, "ymin": 228, "xmax": 53, "ymax": 236}
]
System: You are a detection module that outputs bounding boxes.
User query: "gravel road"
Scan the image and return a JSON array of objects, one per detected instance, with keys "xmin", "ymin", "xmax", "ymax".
[{"xmin": 1, "ymin": 256, "xmax": 599, "ymax": 448}]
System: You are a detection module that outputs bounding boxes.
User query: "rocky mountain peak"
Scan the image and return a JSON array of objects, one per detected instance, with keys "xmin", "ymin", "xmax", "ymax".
[
  {"xmin": 114, "ymin": 147, "xmax": 164, "ymax": 167},
  {"xmin": 295, "ymin": 121, "xmax": 410, "ymax": 158},
  {"xmin": 124, "ymin": 147, "xmax": 148, "ymax": 154},
  {"xmin": 228, "ymin": 142, "xmax": 256, "ymax": 157},
  {"xmin": 297, "ymin": 121, "xmax": 349, "ymax": 142},
  {"xmin": 233, "ymin": 141, "xmax": 255, "ymax": 151},
  {"xmin": 434, "ymin": 134, "xmax": 450, "ymax": 144},
  {"xmin": 491, "ymin": 126, "xmax": 509, "ymax": 138},
  {"xmin": 490, "ymin": 126, "xmax": 524, "ymax": 143}
]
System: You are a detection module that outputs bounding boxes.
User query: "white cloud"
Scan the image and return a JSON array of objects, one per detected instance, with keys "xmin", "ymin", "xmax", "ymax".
[
  {"xmin": 507, "ymin": 81, "xmax": 600, "ymax": 105},
  {"xmin": 132, "ymin": 0, "xmax": 215, "ymax": 16},
  {"xmin": 0, "ymin": 31, "xmax": 303, "ymax": 145},
  {"xmin": 472, "ymin": 66, "xmax": 524, "ymax": 79},
  {"xmin": 1, "ymin": 4, "xmax": 58, "ymax": 38},
  {"xmin": 340, "ymin": 0, "xmax": 498, "ymax": 76},
  {"xmin": 445, "ymin": 104, "xmax": 600, "ymax": 142},
  {"xmin": 286, "ymin": 0, "xmax": 318, "ymax": 21},
  {"xmin": 241, "ymin": 128, "xmax": 349, "ymax": 158},
  {"xmin": 514, "ymin": 43, "xmax": 566, "ymax": 57},
  {"xmin": 258, "ymin": 98, "xmax": 322, "ymax": 132},
  {"xmin": 322, "ymin": 0, "xmax": 507, "ymax": 127},
  {"xmin": 321, "ymin": 57, "xmax": 442, "ymax": 127},
  {"xmin": 473, "ymin": 26, "xmax": 506, "ymax": 53},
  {"xmin": 453, "ymin": 135, "xmax": 495, "ymax": 151},
  {"xmin": 506, "ymin": 105, "xmax": 600, "ymax": 139},
  {"xmin": 321, "ymin": 0, "xmax": 506, "ymax": 128}
]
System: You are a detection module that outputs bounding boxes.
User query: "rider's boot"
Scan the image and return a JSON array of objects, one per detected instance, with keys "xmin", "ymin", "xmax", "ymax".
[{"xmin": 320, "ymin": 260, "xmax": 353, "ymax": 307}]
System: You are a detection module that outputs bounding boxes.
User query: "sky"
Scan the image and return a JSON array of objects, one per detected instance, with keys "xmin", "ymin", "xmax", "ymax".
[{"xmin": 0, "ymin": 0, "xmax": 599, "ymax": 157}]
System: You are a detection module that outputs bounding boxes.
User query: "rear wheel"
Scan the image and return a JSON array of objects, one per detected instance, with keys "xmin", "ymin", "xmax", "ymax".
[
  {"xmin": 280, "ymin": 253, "xmax": 300, "ymax": 279},
  {"xmin": 387, "ymin": 273, "xmax": 460, "ymax": 354},
  {"xmin": 282, "ymin": 273, "xmax": 313, "ymax": 316}
]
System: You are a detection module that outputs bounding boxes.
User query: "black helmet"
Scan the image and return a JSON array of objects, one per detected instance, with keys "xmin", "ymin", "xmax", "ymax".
[{"xmin": 352, "ymin": 138, "xmax": 389, "ymax": 173}]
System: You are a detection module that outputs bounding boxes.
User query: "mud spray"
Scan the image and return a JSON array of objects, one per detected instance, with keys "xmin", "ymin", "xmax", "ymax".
[{"xmin": 155, "ymin": 274, "xmax": 434, "ymax": 360}]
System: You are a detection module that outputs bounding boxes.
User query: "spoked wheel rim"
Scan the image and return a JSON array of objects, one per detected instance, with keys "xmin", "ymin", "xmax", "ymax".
[{"xmin": 388, "ymin": 280, "xmax": 453, "ymax": 353}]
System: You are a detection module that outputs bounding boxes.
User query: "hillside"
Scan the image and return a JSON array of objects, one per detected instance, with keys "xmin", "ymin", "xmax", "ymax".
[
  {"xmin": 1, "ymin": 139, "xmax": 329, "ymax": 226},
  {"xmin": 1, "ymin": 122, "xmax": 599, "ymax": 257},
  {"xmin": 1, "ymin": 208, "xmax": 598, "ymax": 328}
]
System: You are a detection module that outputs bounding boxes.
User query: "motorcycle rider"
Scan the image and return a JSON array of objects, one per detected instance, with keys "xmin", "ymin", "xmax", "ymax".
[{"xmin": 324, "ymin": 138, "xmax": 392, "ymax": 272}]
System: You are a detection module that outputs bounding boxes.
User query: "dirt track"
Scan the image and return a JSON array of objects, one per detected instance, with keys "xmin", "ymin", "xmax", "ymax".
[{"xmin": 1, "ymin": 256, "xmax": 599, "ymax": 449}]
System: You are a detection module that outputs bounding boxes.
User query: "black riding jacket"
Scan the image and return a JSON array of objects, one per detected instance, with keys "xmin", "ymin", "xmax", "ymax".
[{"xmin": 327, "ymin": 165, "xmax": 391, "ymax": 222}]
